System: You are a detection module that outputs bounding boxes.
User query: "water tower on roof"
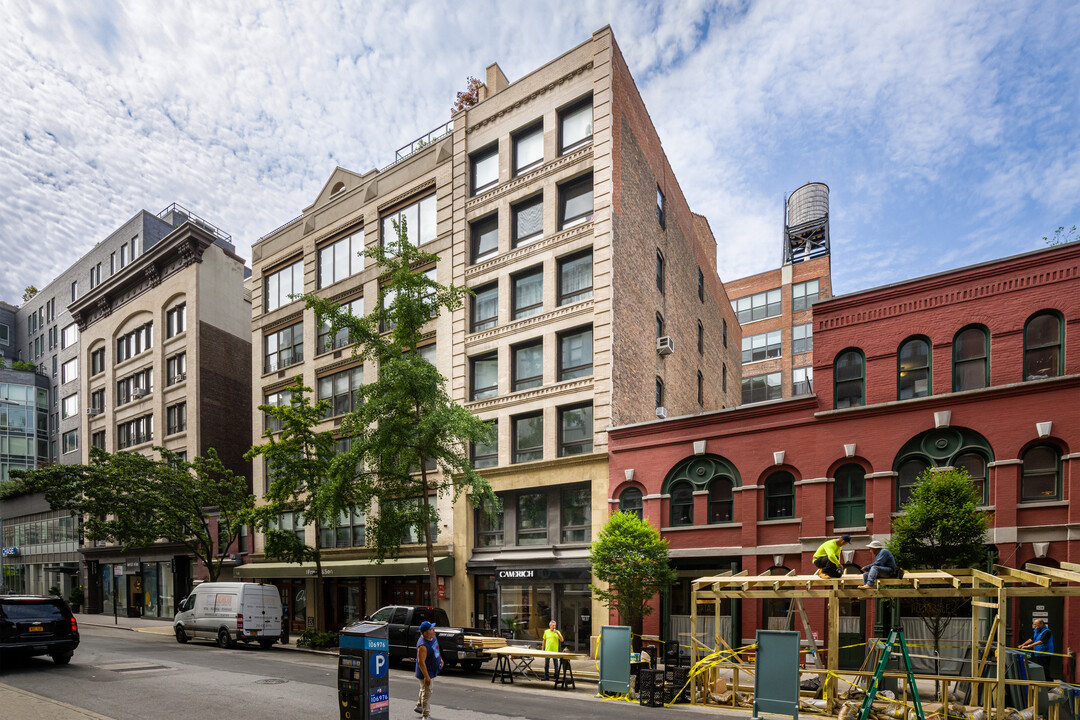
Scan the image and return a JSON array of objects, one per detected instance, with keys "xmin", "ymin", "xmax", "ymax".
[{"xmin": 783, "ymin": 182, "xmax": 830, "ymax": 265}]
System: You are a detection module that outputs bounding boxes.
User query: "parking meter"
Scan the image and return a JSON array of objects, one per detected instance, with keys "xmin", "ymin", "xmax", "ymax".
[{"xmin": 338, "ymin": 621, "xmax": 390, "ymax": 720}]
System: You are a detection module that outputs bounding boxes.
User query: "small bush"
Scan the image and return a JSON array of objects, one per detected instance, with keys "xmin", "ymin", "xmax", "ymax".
[
  {"xmin": 296, "ymin": 629, "xmax": 339, "ymax": 649},
  {"xmin": 48, "ymin": 586, "xmax": 62, "ymax": 597}
]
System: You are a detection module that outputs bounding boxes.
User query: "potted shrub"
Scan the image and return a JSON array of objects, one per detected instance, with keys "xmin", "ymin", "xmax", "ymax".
[{"xmin": 68, "ymin": 587, "xmax": 84, "ymax": 613}]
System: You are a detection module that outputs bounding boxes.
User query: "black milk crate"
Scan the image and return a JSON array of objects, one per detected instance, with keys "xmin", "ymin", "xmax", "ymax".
[
  {"xmin": 638, "ymin": 668, "xmax": 663, "ymax": 693},
  {"xmin": 639, "ymin": 686, "xmax": 665, "ymax": 708}
]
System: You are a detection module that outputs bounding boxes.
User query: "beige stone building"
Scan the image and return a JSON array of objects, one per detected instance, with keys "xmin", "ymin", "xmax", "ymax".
[
  {"xmin": 242, "ymin": 27, "xmax": 741, "ymax": 646},
  {"xmin": 70, "ymin": 221, "xmax": 252, "ymax": 617}
]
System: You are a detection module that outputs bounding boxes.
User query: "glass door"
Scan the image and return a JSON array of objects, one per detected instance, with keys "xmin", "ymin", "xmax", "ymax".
[{"xmin": 557, "ymin": 583, "xmax": 592, "ymax": 653}]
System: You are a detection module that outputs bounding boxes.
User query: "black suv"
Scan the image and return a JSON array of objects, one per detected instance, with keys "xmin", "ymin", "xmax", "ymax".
[{"xmin": 0, "ymin": 595, "xmax": 80, "ymax": 665}]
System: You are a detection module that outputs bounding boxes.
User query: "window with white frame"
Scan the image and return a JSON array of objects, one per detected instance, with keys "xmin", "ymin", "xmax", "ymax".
[
  {"xmin": 512, "ymin": 195, "xmax": 544, "ymax": 247},
  {"xmin": 166, "ymin": 303, "xmax": 187, "ymax": 338},
  {"xmin": 61, "ymin": 394, "xmax": 79, "ymax": 419},
  {"xmin": 471, "ymin": 145, "xmax": 499, "ymax": 194},
  {"xmin": 60, "ymin": 324, "xmax": 78, "ymax": 349},
  {"xmin": 263, "ymin": 259, "xmax": 304, "ymax": 312},
  {"xmin": 792, "ymin": 279, "xmax": 820, "ymax": 311},
  {"xmin": 317, "ymin": 229, "xmax": 365, "ymax": 289},
  {"xmin": 559, "ymin": 97, "xmax": 593, "ymax": 153},
  {"xmin": 742, "ymin": 330, "xmax": 782, "ymax": 363},
  {"xmin": 793, "ymin": 366, "xmax": 813, "ymax": 395},
  {"xmin": 742, "ymin": 371, "xmax": 781, "ymax": 404},
  {"xmin": 793, "ymin": 324, "xmax": 813, "ymax": 354},
  {"xmin": 735, "ymin": 289, "xmax": 781, "ymax": 323},
  {"xmin": 60, "ymin": 358, "xmax": 78, "ymax": 384},
  {"xmin": 513, "ymin": 121, "xmax": 544, "ymax": 175}
]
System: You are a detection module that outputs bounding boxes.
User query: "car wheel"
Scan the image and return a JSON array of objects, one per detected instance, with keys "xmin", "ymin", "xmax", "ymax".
[
  {"xmin": 52, "ymin": 652, "xmax": 73, "ymax": 665},
  {"xmin": 175, "ymin": 627, "xmax": 189, "ymax": 644},
  {"xmin": 217, "ymin": 628, "xmax": 233, "ymax": 648},
  {"xmin": 259, "ymin": 640, "xmax": 275, "ymax": 650},
  {"xmin": 461, "ymin": 660, "xmax": 481, "ymax": 673}
]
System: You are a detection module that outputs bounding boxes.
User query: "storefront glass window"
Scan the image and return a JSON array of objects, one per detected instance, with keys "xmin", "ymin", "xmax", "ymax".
[
  {"xmin": 500, "ymin": 584, "xmax": 552, "ymax": 641},
  {"xmin": 142, "ymin": 562, "xmax": 160, "ymax": 617}
]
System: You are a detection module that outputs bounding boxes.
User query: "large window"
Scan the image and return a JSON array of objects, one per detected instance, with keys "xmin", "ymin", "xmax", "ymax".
[
  {"xmin": 60, "ymin": 323, "xmax": 78, "ymax": 349},
  {"xmin": 317, "ymin": 229, "xmax": 364, "ymax": 288},
  {"xmin": 320, "ymin": 509, "xmax": 366, "ymax": 549},
  {"xmin": 60, "ymin": 358, "xmax": 78, "ymax": 384},
  {"xmin": 742, "ymin": 371, "xmax": 781, "ymax": 404},
  {"xmin": 735, "ymin": 289, "xmax": 781, "ymax": 323},
  {"xmin": 166, "ymin": 303, "xmax": 187, "ymax": 337},
  {"xmin": 61, "ymin": 394, "xmax": 79, "ymax": 419},
  {"xmin": 557, "ymin": 250, "xmax": 592, "ymax": 305},
  {"xmin": 470, "ymin": 215, "xmax": 499, "ymax": 264},
  {"xmin": 559, "ymin": 97, "xmax": 593, "ymax": 153},
  {"xmin": 898, "ymin": 337, "xmax": 931, "ymax": 400},
  {"xmin": 470, "ymin": 353, "xmax": 499, "ymax": 400},
  {"xmin": 117, "ymin": 414, "xmax": 153, "ymax": 449},
  {"xmin": 269, "ymin": 511, "xmax": 306, "ymax": 546},
  {"xmin": 619, "ymin": 488, "xmax": 643, "ymax": 519},
  {"xmin": 513, "ymin": 121, "xmax": 544, "ymax": 175},
  {"xmin": 793, "ymin": 324, "xmax": 813, "ymax": 354},
  {"xmin": 263, "ymin": 389, "xmax": 292, "ymax": 433},
  {"xmin": 476, "ymin": 499, "xmax": 503, "ymax": 546},
  {"xmin": 116, "ymin": 322, "xmax": 153, "ymax": 363},
  {"xmin": 896, "ymin": 457, "xmax": 929, "ymax": 507},
  {"xmin": 116, "ymin": 368, "xmax": 152, "ymax": 406},
  {"xmin": 264, "ymin": 259, "xmax": 304, "ymax": 312},
  {"xmin": 558, "ymin": 403, "xmax": 592, "ymax": 456},
  {"xmin": 317, "ymin": 365, "xmax": 364, "ymax": 417},
  {"xmin": 379, "ymin": 267, "xmax": 436, "ymax": 332},
  {"xmin": 560, "ymin": 485, "xmax": 590, "ymax": 542},
  {"xmin": 764, "ymin": 471, "xmax": 795, "ymax": 519},
  {"xmin": 512, "ymin": 341, "xmax": 543, "ymax": 391},
  {"xmin": 317, "ymin": 298, "xmax": 363, "ymax": 353},
  {"xmin": 516, "ymin": 492, "xmax": 547, "ymax": 545},
  {"xmin": 512, "ymin": 412, "xmax": 543, "ymax": 463},
  {"xmin": 708, "ymin": 478, "xmax": 734, "ymax": 523},
  {"xmin": 953, "ymin": 326, "xmax": 989, "ymax": 391},
  {"xmin": 264, "ymin": 322, "xmax": 304, "ymax": 373},
  {"xmin": 669, "ymin": 482, "xmax": 693, "ymax": 526},
  {"xmin": 471, "ymin": 283, "xmax": 498, "ymax": 332},
  {"xmin": 793, "ymin": 279, "xmax": 820, "ymax": 311},
  {"xmin": 834, "ymin": 349, "xmax": 865, "ymax": 408},
  {"xmin": 166, "ymin": 403, "xmax": 187, "ymax": 435},
  {"xmin": 742, "ymin": 330, "xmax": 782, "ymax": 364},
  {"xmin": 793, "ymin": 366, "xmax": 813, "ymax": 395},
  {"xmin": 381, "ymin": 193, "xmax": 436, "ymax": 247},
  {"xmin": 833, "ymin": 464, "xmax": 866, "ymax": 528},
  {"xmin": 512, "ymin": 267, "xmax": 543, "ymax": 319},
  {"xmin": 512, "ymin": 195, "xmax": 544, "ymax": 247},
  {"xmin": 471, "ymin": 145, "xmax": 499, "ymax": 194},
  {"xmin": 954, "ymin": 453, "xmax": 988, "ymax": 506},
  {"xmin": 62, "ymin": 430, "xmax": 78, "ymax": 454},
  {"xmin": 1021, "ymin": 444, "xmax": 1061, "ymax": 502},
  {"xmin": 558, "ymin": 174, "xmax": 593, "ymax": 229},
  {"xmin": 558, "ymin": 326, "xmax": 592, "ymax": 381},
  {"xmin": 471, "ymin": 421, "xmax": 498, "ymax": 469},
  {"xmin": 1024, "ymin": 311, "xmax": 1063, "ymax": 381},
  {"xmin": 166, "ymin": 352, "xmax": 186, "ymax": 385}
]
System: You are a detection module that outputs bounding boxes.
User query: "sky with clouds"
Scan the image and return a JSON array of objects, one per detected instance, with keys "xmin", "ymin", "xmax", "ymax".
[{"xmin": 1, "ymin": 1, "xmax": 1077, "ymax": 306}]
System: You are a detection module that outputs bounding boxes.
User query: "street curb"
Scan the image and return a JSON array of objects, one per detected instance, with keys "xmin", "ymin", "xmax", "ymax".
[
  {"xmin": 0, "ymin": 683, "xmax": 115, "ymax": 720},
  {"xmin": 76, "ymin": 618, "xmax": 339, "ymax": 656}
]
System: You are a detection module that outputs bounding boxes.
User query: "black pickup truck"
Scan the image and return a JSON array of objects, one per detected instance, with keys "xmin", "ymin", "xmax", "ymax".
[{"xmin": 366, "ymin": 605, "xmax": 493, "ymax": 673}]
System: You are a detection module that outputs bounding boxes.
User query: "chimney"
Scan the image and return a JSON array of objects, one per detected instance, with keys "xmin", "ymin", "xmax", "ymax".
[{"xmin": 486, "ymin": 63, "xmax": 509, "ymax": 95}]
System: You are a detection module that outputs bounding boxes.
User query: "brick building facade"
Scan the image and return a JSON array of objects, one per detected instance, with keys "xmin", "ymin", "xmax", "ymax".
[{"xmin": 608, "ymin": 241, "xmax": 1079, "ymax": 677}]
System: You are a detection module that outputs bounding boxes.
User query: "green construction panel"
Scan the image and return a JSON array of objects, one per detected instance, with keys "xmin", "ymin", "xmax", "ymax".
[
  {"xmin": 598, "ymin": 625, "xmax": 632, "ymax": 695},
  {"xmin": 753, "ymin": 630, "xmax": 800, "ymax": 720}
]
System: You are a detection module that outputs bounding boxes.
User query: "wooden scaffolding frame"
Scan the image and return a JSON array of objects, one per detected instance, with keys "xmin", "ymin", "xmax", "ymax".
[{"xmin": 689, "ymin": 563, "xmax": 1080, "ymax": 718}]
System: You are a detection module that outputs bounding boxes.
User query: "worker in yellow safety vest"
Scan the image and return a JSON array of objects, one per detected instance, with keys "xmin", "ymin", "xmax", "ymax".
[{"xmin": 813, "ymin": 534, "xmax": 851, "ymax": 579}]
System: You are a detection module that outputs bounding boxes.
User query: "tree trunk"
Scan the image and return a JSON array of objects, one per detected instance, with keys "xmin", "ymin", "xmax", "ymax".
[
  {"xmin": 419, "ymin": 462, "xmax": 438, "ymax": 611},
  {"xmin": 631, "ymin": 613, "xmax": 643, "ymax": 653},
  {"xmin": 313, "ymin": 523, "xmax": 324, "ymax": 632}
]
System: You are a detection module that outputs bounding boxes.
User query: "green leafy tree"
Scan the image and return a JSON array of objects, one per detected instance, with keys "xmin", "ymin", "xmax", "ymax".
[
  {"xmin": 12, "ymin": 447, "xmax": 253, "ymax": 582},
  {"xmin": 889, "ymin": 467, "xmax": 989, "ymax": 684},
  {"xmin": 246, "ymin": 378, "xmax": 359, "ymax": 630},
  {"xmin": 304, "ymin": 220, "xmax": 495, "ymax": 604},
  {"xmin": 22, "ymin": 285, "xmax": 38, "ymax": 303},
  {"xmin": 589, "ymin": 511, "xmax": 677, "ymax": 652}
]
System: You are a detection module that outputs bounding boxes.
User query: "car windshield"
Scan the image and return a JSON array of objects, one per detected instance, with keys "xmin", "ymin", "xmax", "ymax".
[{"xmin": 1, "ymin": 601, "xmax": 65, "ymax": 620}]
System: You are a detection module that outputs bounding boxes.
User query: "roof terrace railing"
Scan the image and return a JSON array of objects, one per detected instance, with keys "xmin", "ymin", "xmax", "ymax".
[
  {"xmin": 383, "ymin": 120, "xmax": 454, "ymax": 171},
  {"xmin": 157, "ymin": 203, "xmax": 232, "ymax": 242}
]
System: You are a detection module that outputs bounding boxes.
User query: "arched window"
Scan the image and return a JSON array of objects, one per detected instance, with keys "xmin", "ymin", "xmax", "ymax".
[
  {"xmin": 834, "ymin": 349, "xmax": 865, "ymax": 408},
  {"xmin": 897, "ymin": 457, "xmax": 929, "ymax": 507},
  {"xmin": 764, "ymin": 472, "xmax": 794, "ymax": 519},
  {"xmin": 833, "ymin": 464, "xmax": 866, "ymax": 529},
  {"xmin": 708, "ymin": 478, "xmax": 734, "ymax": 523},
  {"xmin": 619, "ymin": 487, "xmax": 643, "ymax": 519},
  {"xmin": 669, "ymin": 481, "xmax": 694, "ymax": 526},
  {"xmin": 1024, "ymin": 311, "xmax": 1064, "ymax": 381},
  {"xmin": 898, "ymin": 337, "xmax": 931, "ymax": 400},
  {"xmin": 953, "ymin": 452, "xmax": 988, "ymax": 506},
  {"xmin": 953, "ymin": 326, "xmax": 989, "ymax": 392},
  {"xmin": 1021, "ymin": 445, "xmax": 1061, "ymax": 502}
]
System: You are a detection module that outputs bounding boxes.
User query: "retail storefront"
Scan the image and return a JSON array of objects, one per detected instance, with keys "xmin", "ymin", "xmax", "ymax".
[{"xmin": 82, "ymin": 547, "xmax": 193, "ymax": 618}]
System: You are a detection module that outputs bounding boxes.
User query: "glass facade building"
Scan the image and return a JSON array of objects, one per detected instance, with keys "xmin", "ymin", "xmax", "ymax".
[{"xmin": 0, "ymin": 370, "xmax": 49, "ymax": 482}]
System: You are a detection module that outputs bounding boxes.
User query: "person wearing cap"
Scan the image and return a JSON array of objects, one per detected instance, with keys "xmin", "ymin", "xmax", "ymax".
[
  {"xmin": 859, "ymin": 540, "xmax": 898, "ymax": 588},
  {"xmin": 813, "ymin": 534, "xmax": 850, "ymax": 579},
  {"xmin": 414, "ymin": 620, "xmax": 443, "ymax": 719}
]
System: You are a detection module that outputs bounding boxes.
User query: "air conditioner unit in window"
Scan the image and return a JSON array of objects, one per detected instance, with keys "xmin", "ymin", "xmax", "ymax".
[
  {"xmin": 86, "ymin": 408, "xmax": 101, "ymax": 416},
  {"xmin": 655, "ymin": 406, "xmax": 667, "ymax": 419},
  {"xmin": 132, "ymin": 388, "xmax": 147, "ymax": 399},
  {"xmin": 656, "ymin": 336, "xmax": 674, "ymax": 356}
]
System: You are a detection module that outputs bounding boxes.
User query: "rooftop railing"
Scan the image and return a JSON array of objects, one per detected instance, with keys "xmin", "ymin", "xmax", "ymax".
[
  {"xmin": 157, "ymin": 203, "xmax": 232, "ymax": 242},
  {"xmin": 383, "ymin": 120, "xmax": 454, "ymax": 171}
]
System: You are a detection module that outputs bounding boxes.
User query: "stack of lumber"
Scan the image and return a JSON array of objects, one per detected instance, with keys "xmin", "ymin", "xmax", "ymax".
[{"xmin": 464, "ymin": 635, "xmax": 508, "ymax": 650}]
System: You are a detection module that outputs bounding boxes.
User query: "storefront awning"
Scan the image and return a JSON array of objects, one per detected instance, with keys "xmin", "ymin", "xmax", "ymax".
[{"xmin": 234, "ymin": 556, "xmax": 454, "ymax": 579}]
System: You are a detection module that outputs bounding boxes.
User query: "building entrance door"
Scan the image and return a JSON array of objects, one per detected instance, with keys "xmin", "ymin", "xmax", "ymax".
[{"xmin": 557, "ymin": 583, "xmax": 592, "ymax": 653}]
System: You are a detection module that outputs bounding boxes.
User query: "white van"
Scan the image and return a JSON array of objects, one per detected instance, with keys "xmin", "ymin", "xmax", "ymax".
[{"xmin": 174, "ymin": 582, "xmax": 282, "ymax": 649}]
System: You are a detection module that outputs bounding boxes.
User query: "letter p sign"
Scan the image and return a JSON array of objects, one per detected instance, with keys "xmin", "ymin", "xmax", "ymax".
[{"xmin": 370, "ymin": 651, "xmax": 388, "ymax": 678}]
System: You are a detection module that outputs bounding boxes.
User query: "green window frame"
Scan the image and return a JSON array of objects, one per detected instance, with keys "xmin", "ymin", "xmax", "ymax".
[
  {"xmin": 833, "ymin": 464, "xmax": 866, "ymax": 529},
  {"xmin": 669, "ymin": 481, "xmax": 694, "ymax": 526}
]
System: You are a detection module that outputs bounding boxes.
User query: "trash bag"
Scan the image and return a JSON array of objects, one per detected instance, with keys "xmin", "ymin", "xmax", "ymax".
[{"xmin": 801, "ymin": 676, "xmax": 823, "ymax": 691}]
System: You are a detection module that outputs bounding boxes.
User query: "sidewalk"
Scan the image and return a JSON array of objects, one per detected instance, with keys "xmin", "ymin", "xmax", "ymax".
[{"xmin": 0, "ymin": 683, "xmax": 114, "ymax": 720}]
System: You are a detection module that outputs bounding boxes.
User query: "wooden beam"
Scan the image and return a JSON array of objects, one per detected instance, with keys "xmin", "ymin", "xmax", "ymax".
[
  {"xmin": 1060, "ymin": 561, "xmax": 1080, "ymax": 573},
  {"xmin": 971, "ymin": 569, "xmax": 1003, "ymax": 587},
  {"xmin": 995, "ymin": 565, "xmax": 1052, "ymax": 587},
  {"xmin": 972, "ymin": 601, "xmax": 999, "ymax": 609},
  {"xmin": 1026, "ymin": 563, "xmax": 1080, "ymax": 583},
  {"xmin": 827, "ymin": 592, "xmax": 839, "ymax": 714}
]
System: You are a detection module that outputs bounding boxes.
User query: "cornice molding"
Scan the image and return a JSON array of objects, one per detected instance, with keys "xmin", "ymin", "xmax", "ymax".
[{"xmin": 464, "ymin": 377, "xmax": 593, "ymax": 412}]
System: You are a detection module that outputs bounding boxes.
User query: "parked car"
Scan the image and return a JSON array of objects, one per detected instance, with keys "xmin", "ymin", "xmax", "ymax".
[
  {"xmin": 0, "ymin": 595, "xmax": 80, "ymax": 665},
  {"xmin": 366, "ymin": 604, "xmax": 494, "ymax": 672},
  {"xmin": 173, "ymin": 582, "xmax": 282, "ymax": 649}
]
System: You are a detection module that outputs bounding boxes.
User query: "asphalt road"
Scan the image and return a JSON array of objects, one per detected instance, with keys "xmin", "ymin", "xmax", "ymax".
[{"xmin": 0, "ymin": 626, "xmax": 715, "ymax": 720}]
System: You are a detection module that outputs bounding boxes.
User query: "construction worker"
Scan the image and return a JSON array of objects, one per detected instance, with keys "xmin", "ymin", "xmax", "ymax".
[
  {"xmin": 859, "ymin": 539, "xmax": 898, "ymax": 588},
  {"xmin": 813, "ymin": 534, "xmax": 850, "ymax": 579},
  {"xmin": 1019, "ymin": 617, "xmax": 1054, "ymax": 680}
]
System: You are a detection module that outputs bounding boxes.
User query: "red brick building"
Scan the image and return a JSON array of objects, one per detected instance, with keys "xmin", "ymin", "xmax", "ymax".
[{"xmin": 607, "ymin": 241, "xmax": 1079, "ymax": 676}]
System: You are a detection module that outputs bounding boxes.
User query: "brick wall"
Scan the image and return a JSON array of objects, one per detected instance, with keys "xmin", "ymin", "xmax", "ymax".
[{"xmin": 197, "ymin": 321, "xmax": 252, "ymax": 485}]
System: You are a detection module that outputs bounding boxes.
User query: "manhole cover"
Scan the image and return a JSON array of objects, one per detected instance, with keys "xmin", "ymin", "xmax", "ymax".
[{"xmin": 255, "ymin": 678, "xmax": 289, "ymax": 685}]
